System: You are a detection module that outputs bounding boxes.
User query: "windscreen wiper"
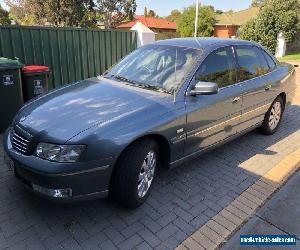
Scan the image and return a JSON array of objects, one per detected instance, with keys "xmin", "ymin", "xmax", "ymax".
[
  {"xmin": 113, "ymin": 75, "xmax": 138, "ymax": 85},
  {"xmin": 142, "ymin": 84, "xmax": 171, "ymax": 94},
  {"xmin": 112, "ymin": 75, "xmax": 171, "ymax": 94},
  {"xmin": 102, "ymin": 74, "xmax": 133, "ymax": 83}
]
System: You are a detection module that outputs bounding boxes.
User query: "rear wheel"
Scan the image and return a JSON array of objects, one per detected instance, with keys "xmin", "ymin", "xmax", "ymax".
[
  {"xmin": 110, "ymin": 138, "xmax": 158, "ymax": 208},
  {"xmin": 259, "ymin": 96, "xmax": 284, "ymax": 135}
]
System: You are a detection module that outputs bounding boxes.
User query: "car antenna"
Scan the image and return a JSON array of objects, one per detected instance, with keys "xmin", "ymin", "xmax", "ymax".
[
  {"xmin": 173, "ymin": 89, "xmax": 176, "ymax": 104},
  {"xmin": 174, "ymin": 48, "xmax": 178, "ymax": 104}
]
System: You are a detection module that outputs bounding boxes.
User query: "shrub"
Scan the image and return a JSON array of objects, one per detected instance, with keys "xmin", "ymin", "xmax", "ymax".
[
  {"xmin": 155, "ymin": 32, "xmax": 180, "ymax": 40},
  {"xmin": 239, "ymin": 0, "xmax": 300, "ymax": 54}
]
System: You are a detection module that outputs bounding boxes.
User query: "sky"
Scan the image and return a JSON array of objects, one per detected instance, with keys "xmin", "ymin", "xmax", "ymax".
[
  {"xmin": 0, "ymin": 0, "xmax": 7, "ymax": 10},
  {"xmin": 0, "ymin": 0, "xmax": 253, "ymax": 16},
  {"xmin": 136, "ymin": 0, "xmax": 253, "ymax": 16}
]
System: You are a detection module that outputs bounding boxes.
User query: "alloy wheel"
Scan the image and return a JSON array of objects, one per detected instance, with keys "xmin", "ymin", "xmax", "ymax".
[
  {"xmin": 137, "ymin": 150, "xmax": 156, "ymax": 198},
  {"xmin": 269, "ymin": 101, "xmax": 282, "ymax": 130}
]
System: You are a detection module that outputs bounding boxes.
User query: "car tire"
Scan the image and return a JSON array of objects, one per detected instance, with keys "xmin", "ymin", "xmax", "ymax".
[
  {"xmin": 110, "ymin": 138, "xmax": 159, "ymax": 208},
  {"xmin": 259, "ymin": 96, "xmax": 284, "ymax": 135}
]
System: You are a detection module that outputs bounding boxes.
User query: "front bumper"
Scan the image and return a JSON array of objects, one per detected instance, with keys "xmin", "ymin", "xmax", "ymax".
[{"xmin": 3, "ymin": 129, "xmax": 116, "ymax": 202}]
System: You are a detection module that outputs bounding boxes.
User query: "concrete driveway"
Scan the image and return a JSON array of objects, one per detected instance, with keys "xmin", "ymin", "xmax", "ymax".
[{"xmin": 0, "ymin": 66, "xmax": 299, "ymax": 250}]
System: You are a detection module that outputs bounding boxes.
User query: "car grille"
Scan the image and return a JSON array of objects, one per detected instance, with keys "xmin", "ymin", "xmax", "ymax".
[{"xmin": 11, "ymin": 130, "xmax": 31, "ymax": 154}]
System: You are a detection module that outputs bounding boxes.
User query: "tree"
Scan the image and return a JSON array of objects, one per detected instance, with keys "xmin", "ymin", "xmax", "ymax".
[
  {"xmin": 6, "ymin": 0, "xmax": 136, "ymax": 28},
  {"xmin": 251, "ymin": 0, "xmax": 265, "ymax": 7},
  {"xmin": 6, "ymin": 0, "xmax": 86, "ymax": 26},
  {"xmin": 95, "ymin": 0, "xmax": 137, "ymax": 28},
  {"xmin": 6, "ymin": 0, "xmax": 45, "ymax": 25},
  {"xmin": 166, "ymin": 9, "xmax": 181, "ymax": 22},
  {"xmin": 80, "ymin": 0, "xmax": 97, "ymax": 27},
  {"xmin": 124, "ymin": 0, "xmax": 136, "ymax": 20},
  {"xmin": 147, "ymin": 10, "xmax": 156, "ymax": 17},
  {"xmin": 237, "ymin": 18, "xmax": 258, "ymax": 41},
  {"xmin": 239, "ymin": 0, "xmax": 300, "ymax": 53},
  {"xmin": 0, "ymin": 4, "xmax": 10, "ymax": 25},
  {"xmin": 44, "ymin": 0, "xmax": 86, "ymax": 26},
  {"xmin": 177, "ymin": 5, "xmax": 216, "ymax": 37},
  {"xmin": 143, "ymin": 7, "xmax": 157, "ymax": 18}
]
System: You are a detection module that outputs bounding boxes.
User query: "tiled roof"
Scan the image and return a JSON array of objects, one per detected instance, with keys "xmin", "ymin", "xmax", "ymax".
[
  {"xmin": 117, "ymin": 15, "xmax": 177, "ymax": 30},
  {"xmin": 216, "ymin": 7, "xmax": 259, "ymax": 26}
]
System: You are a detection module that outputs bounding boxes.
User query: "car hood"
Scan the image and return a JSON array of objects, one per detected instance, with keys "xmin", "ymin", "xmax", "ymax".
[{"xmin": 15, "ymin": 77, "xmax": 172, "ymax": 142}]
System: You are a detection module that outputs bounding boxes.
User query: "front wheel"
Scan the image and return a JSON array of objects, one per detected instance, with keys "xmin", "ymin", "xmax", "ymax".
[
  {"xmin": 110, "ymin": 138, "xmax": 159, "ymax": 208},
  {"xmin": 259, "ymin": 96, "xmax": 284, "ymax": 135}
]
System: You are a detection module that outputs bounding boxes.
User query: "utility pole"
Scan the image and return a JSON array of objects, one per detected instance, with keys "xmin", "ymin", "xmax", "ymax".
[{"xmin": 194, "ymin": 0, "xmax": 199, "ymax": 37}]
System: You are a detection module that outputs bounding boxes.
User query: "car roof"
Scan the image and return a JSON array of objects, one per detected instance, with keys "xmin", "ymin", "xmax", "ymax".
[{"xmin": 154, "ymin": 37, "xmax": 258, "ymax": 52}]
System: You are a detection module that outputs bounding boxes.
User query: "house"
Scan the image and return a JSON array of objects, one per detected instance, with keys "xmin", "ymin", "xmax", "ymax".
[
  {"xmin": 214, "ymin": 7, "xmax": 259, "ymax": 38},
  {"xmin": 116, "ymin": 15, "xmax": 177, "ymax": 34},
  {"xmin": 130, "ymin": 22, "xmax": 155, "ymax": 47}
]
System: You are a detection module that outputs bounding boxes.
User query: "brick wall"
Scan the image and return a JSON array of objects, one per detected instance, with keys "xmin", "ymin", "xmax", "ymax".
[{"xmin": 214, "ymin": 25, "xmax": 239, "ymax": 38}]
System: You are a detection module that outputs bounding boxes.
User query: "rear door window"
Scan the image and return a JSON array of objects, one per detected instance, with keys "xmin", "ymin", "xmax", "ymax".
[
  {"xmin": 261, "ymin": 49, "xmax": 277, "ymax": 70},
  {"xmin": 235, "ymin": 46, "xmax": 270, "ymax": 82}
]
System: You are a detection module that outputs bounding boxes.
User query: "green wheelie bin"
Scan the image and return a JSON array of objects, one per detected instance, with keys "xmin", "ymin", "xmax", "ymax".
[{"xmin": 0, "ymin": 58, "xmax": 24, "ymax": 133}]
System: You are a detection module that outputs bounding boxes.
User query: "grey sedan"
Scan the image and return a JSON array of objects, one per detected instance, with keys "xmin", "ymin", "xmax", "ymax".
[{"xmin": 3, "ymin": 38, "xmax": 296, "ymax": 208}]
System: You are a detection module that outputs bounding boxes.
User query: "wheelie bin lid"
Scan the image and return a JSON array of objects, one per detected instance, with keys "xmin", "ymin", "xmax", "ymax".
[
  {"xmin": 0, "ymin": 57, "xmax": 24, "ymax": 70},
  {"xmin": 22, "ymin": 65, "xmax": 51, "ymax": 76},
  {"xmin": 22, "ymin": 65, "xmax": 49, "ymax": 72}
]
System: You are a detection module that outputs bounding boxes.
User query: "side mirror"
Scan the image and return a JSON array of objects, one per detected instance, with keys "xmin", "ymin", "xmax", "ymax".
[{"xmin": 189, "ymin": 81, "xmax": 219, "ymax": 96}]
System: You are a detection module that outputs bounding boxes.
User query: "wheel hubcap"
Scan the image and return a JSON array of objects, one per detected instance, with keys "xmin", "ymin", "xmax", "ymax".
[
  {"xmin": 137, "ymin": 150, "xmax": 156, "ymax": 198},
  {"xmin": 269, "ymin": 101, "xmax": 282, "ymax": 130}
]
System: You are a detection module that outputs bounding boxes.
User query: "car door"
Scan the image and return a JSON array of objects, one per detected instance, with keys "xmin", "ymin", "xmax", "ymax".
[
  {"xmin": 184, "ymin": 46, "xmax": 243, "ymax": 156},
  {"xmin": 234, "ymin": 45, "xmax": 276, "ymax": 131}
]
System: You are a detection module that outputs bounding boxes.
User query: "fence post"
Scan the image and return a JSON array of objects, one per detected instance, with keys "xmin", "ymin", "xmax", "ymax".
[{"xmin": 275, "ymin": 32, "xmax": 286, "ymax": 58}]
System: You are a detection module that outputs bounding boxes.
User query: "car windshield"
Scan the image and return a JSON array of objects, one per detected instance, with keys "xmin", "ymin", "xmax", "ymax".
[{"xmin": 105, "ymin": 45, "xmax": 201, "ymax": 94}]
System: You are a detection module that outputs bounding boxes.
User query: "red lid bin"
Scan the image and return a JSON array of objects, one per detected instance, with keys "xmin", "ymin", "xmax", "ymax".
[
  {"xmin": 21, "ymin": 65, "xmax": 51, "ymax": 101},
  {"xmin": 22, "ymin": 65, "xmax": 50, "ymax": 73}
]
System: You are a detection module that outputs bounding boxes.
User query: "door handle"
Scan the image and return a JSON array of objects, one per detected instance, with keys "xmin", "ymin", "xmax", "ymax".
[
  {"xmin": 265, "ymin": 85, "xmax": 272, "ymax": 91},
  {"xmin": 232, "ymin": 97, "xmax": 241, "ymax": 103}
]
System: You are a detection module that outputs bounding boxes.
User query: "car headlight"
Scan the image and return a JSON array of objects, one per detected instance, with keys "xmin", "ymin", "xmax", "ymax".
[{"xmin": 36, "ymin": 143, "xmax": 86, "ymax": 163}]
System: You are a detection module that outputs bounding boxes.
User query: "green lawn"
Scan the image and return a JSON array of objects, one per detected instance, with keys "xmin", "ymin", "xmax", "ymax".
[{"xmin": 279, "ymin": 50, "xmax": 300, "ymax": 61}]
